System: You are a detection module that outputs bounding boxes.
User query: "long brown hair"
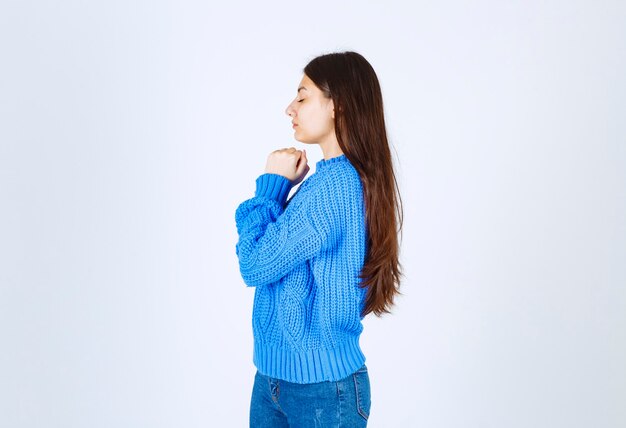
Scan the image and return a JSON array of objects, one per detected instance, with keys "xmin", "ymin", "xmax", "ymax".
[{"xmin": 303, "ymin": 51, "xmax": 404, "ymax": 317}]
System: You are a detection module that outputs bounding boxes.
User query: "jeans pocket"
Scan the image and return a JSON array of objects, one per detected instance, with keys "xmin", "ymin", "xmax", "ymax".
[{"xmin": 352, "ymin": 369, "xmax": 371, "ymax": 421}]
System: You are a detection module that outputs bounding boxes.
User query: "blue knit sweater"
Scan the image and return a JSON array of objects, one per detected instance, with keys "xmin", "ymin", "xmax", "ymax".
[{"xmin": 235, "ymin": 153, "xmax": 368, "ymax": 384}]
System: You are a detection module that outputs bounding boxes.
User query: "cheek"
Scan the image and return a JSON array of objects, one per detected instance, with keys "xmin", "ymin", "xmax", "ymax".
[
  {"xmin": 298, "ymin": 104, "xmax": 316, "ymax": 122},
  {"xmin": 294, "ymin": 107, "xmax": 307, "ymax": 125}
]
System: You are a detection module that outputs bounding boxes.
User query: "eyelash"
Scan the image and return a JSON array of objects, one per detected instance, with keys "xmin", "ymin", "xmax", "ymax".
[{"xmin": 297, "ymin": 99, "xmax": 304, "ymax": 103}]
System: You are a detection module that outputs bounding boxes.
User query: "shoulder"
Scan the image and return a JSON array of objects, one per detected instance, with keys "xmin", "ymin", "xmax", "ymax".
[
  {"xmin": 287, "ymin": 161, "xmax": 363, "ymax": 208},
  {"xmin": 305, "ymin": 164, "xmax": 364, "ymax": 218},
  {"xmin": 319, "ymin": 162, "xmax": 364, "ymax": 196}
]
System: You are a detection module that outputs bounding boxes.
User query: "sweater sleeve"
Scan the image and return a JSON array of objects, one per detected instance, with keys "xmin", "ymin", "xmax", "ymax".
[{"xmin": 235, "ymin": 172, "xmax": 335, "ymax": 288}]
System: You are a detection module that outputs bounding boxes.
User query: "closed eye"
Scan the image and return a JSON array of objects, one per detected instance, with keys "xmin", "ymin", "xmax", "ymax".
[{"xmin": 297, "ymin": 99, "xmax": 304, "ymax": 103}]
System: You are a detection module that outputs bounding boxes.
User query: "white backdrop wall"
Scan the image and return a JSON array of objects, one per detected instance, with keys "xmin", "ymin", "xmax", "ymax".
[{"xmin": 1, "ymin": 1, "xmax": 624, "ymax": 427}]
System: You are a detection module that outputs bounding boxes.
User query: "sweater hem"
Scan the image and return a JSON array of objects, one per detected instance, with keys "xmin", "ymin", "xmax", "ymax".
[{"xmin": 253, "ymin": 336, "xmax": 366, "ymax": 384}]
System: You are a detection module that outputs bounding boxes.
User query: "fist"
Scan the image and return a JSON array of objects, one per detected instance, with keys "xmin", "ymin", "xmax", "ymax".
[{"xmin": 265, "ymin": 147, "xmax": 310, "ymax": 185}]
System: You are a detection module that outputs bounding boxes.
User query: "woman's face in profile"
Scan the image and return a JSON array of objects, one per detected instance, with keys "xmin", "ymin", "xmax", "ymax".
[{"xmin": 285, "ymin": 74, "xmax": 335, "ymax": 145}]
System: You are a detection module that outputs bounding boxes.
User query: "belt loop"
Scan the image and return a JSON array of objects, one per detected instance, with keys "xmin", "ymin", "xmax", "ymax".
[{"xmin": 269, "ymin": 378, "xmax": 280, "ymax": 397}]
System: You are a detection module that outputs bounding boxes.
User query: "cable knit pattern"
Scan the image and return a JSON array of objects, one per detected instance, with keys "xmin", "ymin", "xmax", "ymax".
[{"xmin": 234, "ymin": 154, "xmax": 368, "ymax": 384}]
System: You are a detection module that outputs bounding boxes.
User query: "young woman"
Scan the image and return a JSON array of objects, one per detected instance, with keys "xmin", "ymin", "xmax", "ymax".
[{"xmin": 235, "ymin": 51, "xmax": 403, "ymax": 427}]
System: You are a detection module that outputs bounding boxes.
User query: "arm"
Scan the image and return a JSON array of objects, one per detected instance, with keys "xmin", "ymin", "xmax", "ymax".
[{"xmin": 235, "ymin": 173, "xmax": 334, "ymax": 287}]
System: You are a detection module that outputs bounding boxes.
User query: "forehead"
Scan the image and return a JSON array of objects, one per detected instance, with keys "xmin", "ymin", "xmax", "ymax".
[{"xmin": 297, "ymin": 75, "xmax": 316, "ymax": 94}]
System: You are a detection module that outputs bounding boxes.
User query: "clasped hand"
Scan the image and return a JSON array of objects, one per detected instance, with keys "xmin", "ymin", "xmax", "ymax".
[{"xmin": 265, "ymin": 147, "xmax": 310, "ymax": 185}]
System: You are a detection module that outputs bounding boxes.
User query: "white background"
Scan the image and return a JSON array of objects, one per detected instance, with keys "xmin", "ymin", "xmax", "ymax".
[{"xmin": 1, "ymin": 1, "xmax": 624, "ymax": 427}]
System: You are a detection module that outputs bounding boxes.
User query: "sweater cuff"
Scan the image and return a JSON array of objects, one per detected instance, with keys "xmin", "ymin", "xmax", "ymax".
[{"xmin": 255, "ymin": 173, "xmax": 294, "ymax": 204}]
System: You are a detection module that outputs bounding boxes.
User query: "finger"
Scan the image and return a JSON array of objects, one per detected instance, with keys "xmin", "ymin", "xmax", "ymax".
[
  {"xmin": 301, "ymin": 164, "xmax": 310, "ymax": 177},
  {"xmin": 296, "ymin": 153, "xmax": 307, "ymax": 172}
]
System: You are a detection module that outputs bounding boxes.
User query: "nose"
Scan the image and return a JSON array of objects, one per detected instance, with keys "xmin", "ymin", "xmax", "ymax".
[{"xmin": 285, "ymin": 98, "xmax": 299, "ymax": 117}]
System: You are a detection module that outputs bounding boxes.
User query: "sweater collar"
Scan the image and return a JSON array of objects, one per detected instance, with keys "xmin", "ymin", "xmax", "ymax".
[{"xmin": 316, "ymin": 153, "xmax": 348, "ymax": 170}]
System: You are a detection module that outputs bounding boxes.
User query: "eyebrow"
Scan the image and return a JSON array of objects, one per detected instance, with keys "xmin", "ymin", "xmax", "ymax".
[{"xmin": 297, "ymin": 86, "xmax": 308, "ymax": 93}]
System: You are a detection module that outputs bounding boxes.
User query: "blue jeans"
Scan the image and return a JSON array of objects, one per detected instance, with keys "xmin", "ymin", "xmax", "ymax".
[{"xmin": 249, "ymin": 364, "xmax": 371, "ymax": 427}]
